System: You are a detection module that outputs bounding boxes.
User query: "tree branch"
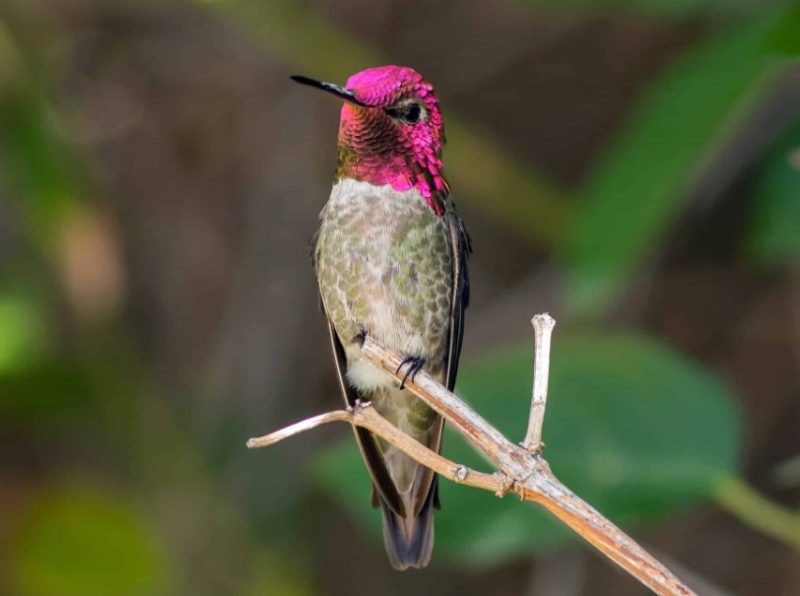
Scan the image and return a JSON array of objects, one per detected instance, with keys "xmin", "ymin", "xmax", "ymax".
[
  {"xmin": 248, "ymin": 314, "xmax": 696, "ymax": 595},
  {"xmin": 522, "ymin": 313, "xmax": 556, "ymax": 452},
  {"xmin": 248, "ymin": 403, "xmax": 506, "ymax": 494}
]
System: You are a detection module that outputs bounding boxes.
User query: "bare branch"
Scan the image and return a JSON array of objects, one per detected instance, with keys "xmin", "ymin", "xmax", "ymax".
[
  {"xmin": 522, "ymin": 313, "xmax": 556, "ymax": 452},
  {"xmin": 249, "ymin": 315, "xmax": 695, "ymax": 596},
  {"xmin": 248, "ymin": 402, "xmax": 506, "ymax": 495},
  {"xmin": 247, "ymin": 410, "xmax": 353, "ymax": 448}
]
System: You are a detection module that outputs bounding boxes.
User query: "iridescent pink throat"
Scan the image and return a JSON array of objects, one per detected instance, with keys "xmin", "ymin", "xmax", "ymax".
[{"xmin": 335, "ymin": 117, "xmax": 448, "ymax": 215}]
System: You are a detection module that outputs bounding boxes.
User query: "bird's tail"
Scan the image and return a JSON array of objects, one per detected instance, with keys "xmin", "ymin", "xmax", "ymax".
[{"xmin": 379, "ymin": 477, "xmax": 437, "ymax": 570}]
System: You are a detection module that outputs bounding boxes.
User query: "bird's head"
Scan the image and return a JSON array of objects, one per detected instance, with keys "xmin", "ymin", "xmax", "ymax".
[{"xmin": 292, "ymin": 66, "xmax": 448, "ymax": 215}]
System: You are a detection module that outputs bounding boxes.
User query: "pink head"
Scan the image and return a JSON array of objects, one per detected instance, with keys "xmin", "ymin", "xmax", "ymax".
[{"xmin": 292, "ymin": 66, "xmax": 448, "ymax": 215}]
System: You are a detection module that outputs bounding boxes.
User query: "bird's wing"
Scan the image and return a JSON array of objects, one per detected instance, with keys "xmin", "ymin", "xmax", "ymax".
[
  {"xmin": 407, "ymin": 200, "xmax": 471, "ymax": 515},
  {"xmin": 444, "ymin": 201, "xmax": 471, "ymax": 392},
  {"xmin": 323, "ymin": 307, "xmax": 407, "ymax": 517}
]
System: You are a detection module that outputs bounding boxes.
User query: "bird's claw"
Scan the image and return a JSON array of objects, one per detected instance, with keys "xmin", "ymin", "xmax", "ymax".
[
  {"xmin": 395, "ymin": 356, "xmax": 426, "ymax": 390},
  {"xmin": 353, "ymin": 329, "xmax": 367, "ymax": 347}
]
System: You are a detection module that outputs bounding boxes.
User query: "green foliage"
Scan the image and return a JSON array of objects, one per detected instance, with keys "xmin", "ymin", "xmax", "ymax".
[
  {"xmin": 0, "ymin": 17, "xmax": 83, "ymax": 243},
  {"xmin": 315, "ymin": 333, "xmax": 740, "ymax": 566},
  {"xmin": 713, "ymin": 476, "xmax": 800, "ymax": 551},
  {"xmin": 0, "ymin": 293, "xmax": 48, "ymax": 376},
  {"xmin": 0, "ymin": 94, "xmax": 81, "ymax": 238},
  {"xmin": 9, "ymin": 484, "xmax": 171, "ymax": 596},
  {"xmin": 562, "ymin": 10, "xmax": 791, "ymax": 316},
  {"xmin": 0, "ymin": 289, "xmax": 97, "ymax": 424},
  {"xmin": 0, "ymin": 360, "xmax": 98, "ymax": 423},
  {"xmin": 747, "ymin": 117, "xmax": 800, "ymax": 265},
  {"xmin": 767, "ymin": 1, "xmax": 800, "ymax": 56}
]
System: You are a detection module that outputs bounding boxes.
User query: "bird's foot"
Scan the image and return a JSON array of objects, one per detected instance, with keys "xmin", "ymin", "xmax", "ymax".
[
  {"xmin": 353, "ymin": 329, "xmax": 367, "ymax": 347},
  {"xmin": 396, "ymin": 356, "xmax": 426, "ymax": 390}
]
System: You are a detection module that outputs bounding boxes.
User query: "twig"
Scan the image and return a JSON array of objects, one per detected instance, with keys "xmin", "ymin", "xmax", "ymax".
[
  {"xmin": 249, "ymin": 402, "xmax": 506, "ymax": 495},
  {"xmin": 522, "ymin": 313, "xmax": 556, "ymax": 453},
  {"xmin": 247, "ymin": 410, "xmax": 354, "ymax": 449},
  {"xmin": 248, "ymin": 315, "xmax": 695, "ymax": 596}
]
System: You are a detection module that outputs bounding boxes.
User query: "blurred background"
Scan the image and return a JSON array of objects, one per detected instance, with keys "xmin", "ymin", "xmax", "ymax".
[{"xmin": 1, "ymin": 0, "xmax": 799, "ymax": 594}]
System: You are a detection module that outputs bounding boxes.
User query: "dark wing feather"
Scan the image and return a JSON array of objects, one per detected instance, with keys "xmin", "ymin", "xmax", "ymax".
[
  {"xmin": 324, "ymin": 316, "xmax": 406, "ymax": 516},
  {"xmin": 444, "ymin": 202, "xmax": 471, "ymax": 391}
]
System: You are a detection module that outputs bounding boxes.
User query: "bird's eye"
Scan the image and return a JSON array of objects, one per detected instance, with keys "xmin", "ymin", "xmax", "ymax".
[
  {"xmin": 385, "ymin": 103, "xmax": 423, "ymax": 124},
  {"xmin": 404, "ymin": 104, "xmax": 421, "ymax": 123}
]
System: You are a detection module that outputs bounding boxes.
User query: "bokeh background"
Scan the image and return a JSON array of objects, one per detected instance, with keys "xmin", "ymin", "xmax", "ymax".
[{"xmin": 1, "ymin": 0, "xmax": 799, "ymax": 594}]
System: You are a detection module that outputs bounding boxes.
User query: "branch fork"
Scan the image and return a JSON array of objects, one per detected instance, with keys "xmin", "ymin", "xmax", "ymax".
[{"xmin": 248, "ymin": 314, "xmax": 695, "ymax": 596}]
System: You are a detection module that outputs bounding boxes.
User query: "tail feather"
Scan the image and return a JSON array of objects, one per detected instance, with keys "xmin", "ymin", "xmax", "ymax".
[{"xmin": 379, "ymin": 477, "xmax": 437, "ymax": 570}]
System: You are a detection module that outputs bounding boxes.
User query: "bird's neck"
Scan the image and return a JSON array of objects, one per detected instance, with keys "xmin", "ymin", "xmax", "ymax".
[
  {"xmin": 335, "ymin": 145, "xmax": 447, "ymax": 216},
  {"xmin": 335, "ymin": 119, "xmax": 447, "ymax": 216}
]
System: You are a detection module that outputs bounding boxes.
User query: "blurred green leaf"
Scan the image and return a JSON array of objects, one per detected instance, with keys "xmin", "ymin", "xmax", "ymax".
[
  {"xmin": 0, "ymin": 361, "xmax": 97, "ymax": 423},
  {"xmin": 0, "ymin": 293, "xmax": 47, "ymax": 375},
  {"xmin": 0, "ymin": 94, "xmax": 81, "ymax": 238},
  {"xmin": 768, "ymin": 1, "xmax": 800, "ymax": 56},
  {"xmin": 747, "ymin": 117, "xmax": 800, "ymax": 264},
  {"xmin": 562, "ymin": 10, "xmax": 791, "ymax": 315},
  {"xmin": 315, "ymin": 334, "xmax": 740, "ymax": 567},
  {"xmin": 10, "ymin": 484, "xmax": 171, "ymax": 596},
  {"xmin": 0, "ymin": 14, "xmax": 84, "ymax": 244}
]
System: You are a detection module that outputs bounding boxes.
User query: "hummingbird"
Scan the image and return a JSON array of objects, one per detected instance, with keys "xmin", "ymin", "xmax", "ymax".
[{"xmin": 292, "ymin": 66, "xmax": 470, "ymax": 570}]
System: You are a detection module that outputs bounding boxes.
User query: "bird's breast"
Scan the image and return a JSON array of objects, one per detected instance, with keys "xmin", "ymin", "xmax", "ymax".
[{"xmin": 315, "ymin": 179, "xmax": 453, "ymax": 391}]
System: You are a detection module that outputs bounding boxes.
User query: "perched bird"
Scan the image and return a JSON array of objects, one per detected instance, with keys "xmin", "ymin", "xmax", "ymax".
[{"xmin": 292, "ymin": 66, "xmax": 470, "ymax": 570}]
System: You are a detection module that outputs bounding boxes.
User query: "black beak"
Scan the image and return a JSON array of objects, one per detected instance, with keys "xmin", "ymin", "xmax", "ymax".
[{"xmin": 290, "ymin": 75, "xmax": 368, "ymax": 107}]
